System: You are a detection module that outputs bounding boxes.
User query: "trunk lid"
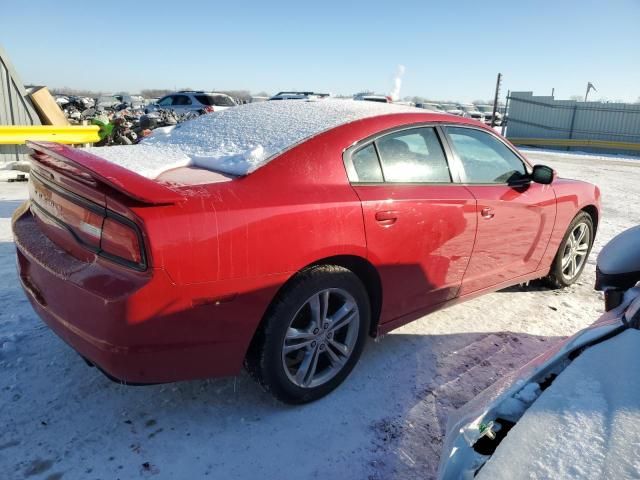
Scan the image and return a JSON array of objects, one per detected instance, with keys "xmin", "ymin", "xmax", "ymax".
[{"xmin": 25, "ymin": 141, "xmax": 183, "ymax": 270}]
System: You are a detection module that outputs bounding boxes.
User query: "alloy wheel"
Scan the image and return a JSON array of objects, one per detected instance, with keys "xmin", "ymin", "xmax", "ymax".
[
  {"xmin": 561, "ymin": 222, "xmax": 591, "ymax": 282},
  {"xmin": 281, "ymin": 288, "xmax": 360, "ymax": 388}
]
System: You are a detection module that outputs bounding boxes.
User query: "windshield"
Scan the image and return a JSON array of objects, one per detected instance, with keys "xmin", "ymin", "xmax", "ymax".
[{"xmin": 476, "ymin": 105, "xmax": 493, "ymax": 112}]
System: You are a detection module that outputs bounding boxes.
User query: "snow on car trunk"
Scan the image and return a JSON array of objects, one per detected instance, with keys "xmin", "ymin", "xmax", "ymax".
[
  {"xmin": 86, "ymin": 100, "xmax": 420, "ymax": 179},
  {"xmin": 476, "ymin": 328, "xmax": 640, "ymax": 480}
]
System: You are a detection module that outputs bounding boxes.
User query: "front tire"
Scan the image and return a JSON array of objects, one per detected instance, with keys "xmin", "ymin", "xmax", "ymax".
[
  {"xmin": 246, "ymin": 265, "xmax": 370, "ymax": 404},
  {"xmin": 545, "ymin": 212, "xmax": 594, "ymax": 288}
]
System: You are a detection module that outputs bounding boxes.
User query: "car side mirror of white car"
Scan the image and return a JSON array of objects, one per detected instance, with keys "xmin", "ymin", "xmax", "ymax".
[{"xmin": 595, "ymin": 225, "xmax": 640, "ymax": 311}]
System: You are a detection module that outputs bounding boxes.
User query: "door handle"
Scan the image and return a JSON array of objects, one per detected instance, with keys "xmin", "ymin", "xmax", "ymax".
[
  {"xmin": 481, "ymin": 207, "xmax": 495, "ymax": 219},
  {"xmin": 375, "ymin": 210, "xmax": 398, "ymax": 226}
]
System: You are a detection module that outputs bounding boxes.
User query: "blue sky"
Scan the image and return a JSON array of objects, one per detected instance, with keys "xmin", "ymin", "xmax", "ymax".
[{"xmin": 2, "ymin": 0, "xmax": 639, "ymax": 102}]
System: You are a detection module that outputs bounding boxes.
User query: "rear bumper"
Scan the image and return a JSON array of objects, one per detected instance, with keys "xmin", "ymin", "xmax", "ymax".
[{"xmin": 12, "ymin": 204, "xmax": 269, "ymax": 383}]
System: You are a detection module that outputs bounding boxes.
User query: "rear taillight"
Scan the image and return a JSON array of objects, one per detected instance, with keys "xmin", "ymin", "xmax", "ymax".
[
  {"xmin": 30, "ymin": 170, "xmax": 147, "ymax": 271},
  {"xmin": 100, "ymin": 216, "xmax": 143, "ymax": 267},
  {"xmin": 204, "ymin": 106, "xmax": 214, "ymax": 113}
]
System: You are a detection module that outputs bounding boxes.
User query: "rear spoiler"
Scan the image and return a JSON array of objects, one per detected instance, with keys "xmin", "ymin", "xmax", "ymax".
[{"xmin": 26, "ymin": 141, "xmax": 184, "ymax": 205}]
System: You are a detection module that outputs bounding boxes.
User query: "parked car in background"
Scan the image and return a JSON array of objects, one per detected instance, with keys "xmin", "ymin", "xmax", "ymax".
[
  {"xmin": 116, "ymin": 95, "xmax": 145, "ymax": 110},
  {"xmin": 13, "ymin": 101, "xmax": 599, "ymax": 404},
  {"xmin": 440, "ymin": 103, "xmax": 465, "ymax": 116},
  {"xmin": 353, "ymin": 93, "xmax": 391, "ymax": 103},
  {"xmin": 416, "ymin": 102, "xmax": 445, "ymax": 112},
  {"xmin": 457, "ymin": 103, "xmax": 485, "ymax": 122},
  {"xmin": 438, "ymin": 225, "xmax": 640, "ymax": 479},
  {"xmin": 269, "ymin": 91, "xmax": 330, "ymax": 100},
  {"xmin": 146, "ymin": 91, "xmax": 237, "ymax": 114},
  {"xmin": 475, "ymin": 104, "xmax": 503, "ymax": 125}
]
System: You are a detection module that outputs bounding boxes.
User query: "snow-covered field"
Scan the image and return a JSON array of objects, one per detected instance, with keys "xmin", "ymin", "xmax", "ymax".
[{"xmin": 1, "ymin": 150, "xmax": 639, "ymax": 480}]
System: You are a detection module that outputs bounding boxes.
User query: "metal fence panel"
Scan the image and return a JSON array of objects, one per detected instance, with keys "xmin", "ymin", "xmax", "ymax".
[
  {"xmin": 506, "ymin": 92, "xmax": 640, "ymax": 156},
  {"xmin": 0, "ymin": 45, "xmax": 41, "ymax": 164}
]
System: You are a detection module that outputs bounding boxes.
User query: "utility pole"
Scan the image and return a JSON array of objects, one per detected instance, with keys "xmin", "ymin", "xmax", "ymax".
[
  {"xmin": 501, "ymin": 90, "xmax": 510, "ymax": 136},
  {"xmin": 490, "ymin": 73, "xmax": 502, "ymax": 128}
]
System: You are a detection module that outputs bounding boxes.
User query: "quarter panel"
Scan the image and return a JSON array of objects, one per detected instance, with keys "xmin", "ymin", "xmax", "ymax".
[{"xmin": 537, "ymin": 178, "xmax": 601, "ymax": 270}]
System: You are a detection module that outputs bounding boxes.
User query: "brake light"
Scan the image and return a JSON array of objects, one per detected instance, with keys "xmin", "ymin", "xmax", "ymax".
[
  {"xmin": 100, "ymin": 217, "xmax": 143, "ymax": 265},
  {"xmin": 204, "ymin": 106, "xmax": 214, "ymax": 113}
]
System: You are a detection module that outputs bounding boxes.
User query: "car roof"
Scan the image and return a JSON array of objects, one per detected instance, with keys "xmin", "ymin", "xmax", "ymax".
[
  {"xmin": 98, "ymin": 100, "xmax": 481, "ymax": 179},
  {"xmin": 138, "ymin": 99, "xmax": 461, "ymax": 176}
]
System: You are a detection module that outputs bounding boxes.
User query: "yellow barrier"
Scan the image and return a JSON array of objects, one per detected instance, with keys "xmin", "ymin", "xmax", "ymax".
[
  {"xmin": 509, "ymin": 137, "xmax": 640, "ymax": 151},
  {"xmin": 0, "ymin": 125, "xmax": 100, "ymax": 145}
]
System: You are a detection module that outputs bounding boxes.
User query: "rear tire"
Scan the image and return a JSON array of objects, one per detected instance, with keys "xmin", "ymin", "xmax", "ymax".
[
  {"xmin": 545, "ymin": 211, "xmax": 594, "ymax": 288},
  {"xmin": 246, "ymin": 265, "xmax": 370, "ymax": 404}
]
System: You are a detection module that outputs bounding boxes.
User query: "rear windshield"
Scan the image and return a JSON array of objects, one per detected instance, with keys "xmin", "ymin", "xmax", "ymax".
[{"xmin": 195, "ymin": 95, "xmax": 236, "ymax": 107}]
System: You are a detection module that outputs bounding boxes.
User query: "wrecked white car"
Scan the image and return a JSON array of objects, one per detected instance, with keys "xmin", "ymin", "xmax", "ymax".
[{"xmin": 438, "ymin": 225, "xmax": 640, "ymax": 479}]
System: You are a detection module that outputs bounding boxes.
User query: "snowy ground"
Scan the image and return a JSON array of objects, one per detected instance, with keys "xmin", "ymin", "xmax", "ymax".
[{"xmin": 1, "ymin": 150, "xmax": 639, "ymax": 480}]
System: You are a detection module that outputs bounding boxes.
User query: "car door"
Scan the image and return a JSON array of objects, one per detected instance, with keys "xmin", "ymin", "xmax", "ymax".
[
  {"xmin": 442, "ymin": 126, "xmax": 556, "ymax": 294},
  {"xmin": 346, "ymin": 126, "xmax": 477, "ymax": 322}
]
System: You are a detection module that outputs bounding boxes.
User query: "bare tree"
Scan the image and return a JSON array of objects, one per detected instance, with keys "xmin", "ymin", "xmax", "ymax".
[
  {"xmin": 140, "ymin": 89, "xmax": 172, "ymax": 98},
  {"xmin": 50, "ymin": 86, "xmax": 103, "ymax": 97}
]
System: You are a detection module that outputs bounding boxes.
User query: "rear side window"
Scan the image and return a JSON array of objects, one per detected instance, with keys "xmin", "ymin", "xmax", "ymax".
[
  {"xmin": 375, "ymin": 127, "xmax": 451, "ymax": 183},
  {"xmin": 157, "ymin": 96, "xmax": 173, "ymax": 106},
  {"xmin": 195, "ymin": 95, "xmax": 236, "ymax": 107},
  {"xmin": 172, "ymin": 95, "xmax": 192, "ymax": 106},
  {"xmin": 352, "ymin": 144, "xmax": 383, "ymax": 182},
  {"xmin": 446, "ymin": 127, "xmax": 526, "ymax": 183}
]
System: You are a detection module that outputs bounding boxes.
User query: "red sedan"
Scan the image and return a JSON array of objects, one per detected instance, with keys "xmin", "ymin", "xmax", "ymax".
[{"xmin": 12, "ymin": 101, "xmax": 600, "ymax": 403}]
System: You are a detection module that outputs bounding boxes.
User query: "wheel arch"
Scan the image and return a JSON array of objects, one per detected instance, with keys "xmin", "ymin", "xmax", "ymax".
[
  {"xmin": 304, "ymin": 255, "xmax": 383, "ymax": 337},
  {"xmin": 581, "ymin": 204, "xmax": 599, "ymax": 233},
  {"xmin": 246, "ymin": 255, "xmax": 383, "ymax": 365}
]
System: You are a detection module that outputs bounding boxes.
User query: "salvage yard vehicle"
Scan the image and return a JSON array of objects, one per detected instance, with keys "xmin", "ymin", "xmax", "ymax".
[
  {"xmin": 438, "ymin": 226, "xmax": 640, "ymax": 479},
  {"xmin": 12, "ymin": 100, "xmax": 600, "ymax": 404},
  {"xmin": 146, "ymin": 90, "xmax": 237, "ymax": 114},
  {"xmin": 269, "ymin": 91, "xmax": 331, "ymax": 101},
  {"xmin": 440, "ymin": 103, "xmax": 465, "ymax": 116},
  {"xmin": 475, "ymin": 104, "xmax": 503, "ymax": 126},
  {"xmin": 457, "ymin": 103, "xmax": 485, "ymax": 122},
  {"xmin": 353, "ymin": 93, "xmax": 392, "ymax": 103},
  {"xmin": 416, "ymin": 102, "xmax": 445, "ymax": 112}
]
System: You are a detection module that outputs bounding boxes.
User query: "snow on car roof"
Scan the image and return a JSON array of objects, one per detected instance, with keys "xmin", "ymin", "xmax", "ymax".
[{"xmin": 88, "ymin": 99, "xmax": 423, "ymax": 179}]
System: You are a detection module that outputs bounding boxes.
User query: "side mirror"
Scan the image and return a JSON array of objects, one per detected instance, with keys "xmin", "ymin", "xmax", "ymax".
[
  {"xmin": 595, "ymin": 225, "xmax": 640, "ymax": 311},
  {"xmin": 531, "ymin": 164, "xmax": 554, "ymax": 184}
]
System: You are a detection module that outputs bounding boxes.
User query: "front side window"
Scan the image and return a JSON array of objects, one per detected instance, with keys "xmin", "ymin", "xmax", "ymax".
[
  {"xmin": 157, "ymin": 96, "xmax": 173, "ymax": 106},
  {"xmin": 375, "ymin": 127, "xmax": 451, "ymax": 183},
  {"xmin": 446, "ymin": 127, "xmax": 526, "ymax": 184}
]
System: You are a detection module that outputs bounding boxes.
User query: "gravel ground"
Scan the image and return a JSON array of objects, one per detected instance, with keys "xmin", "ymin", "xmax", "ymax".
[{"xmin": 0, "ymin": 149, "xmax": 639, "ymax": 480}]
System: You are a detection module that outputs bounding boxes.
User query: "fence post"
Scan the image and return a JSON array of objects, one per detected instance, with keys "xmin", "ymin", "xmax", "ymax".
[{"xmin": 567, "ymin": 104, "xmax": 578, "ymax": 151}]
